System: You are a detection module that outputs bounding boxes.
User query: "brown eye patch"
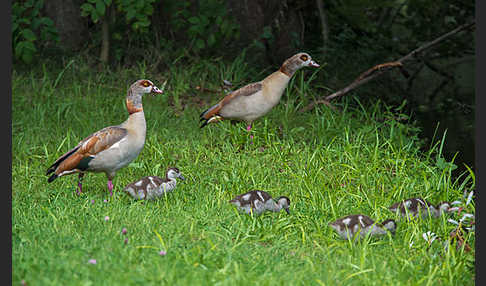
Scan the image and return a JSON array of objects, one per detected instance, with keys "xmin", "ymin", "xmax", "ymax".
[
  {"xmin": 141, "ymin": 81, "xmax": 150, "ymax": 87},
  {"xmin": 300, "ymin": 55, "xmax": 308, "ymax": 61}
]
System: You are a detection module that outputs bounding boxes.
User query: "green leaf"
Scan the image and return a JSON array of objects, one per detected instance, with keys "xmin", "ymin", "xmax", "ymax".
[
  {"xmin": 24, "ymin": 0, "xmax": 34, "ymax": 8},
  {"xmin": 96, "ymin": 1, "xmax": 106, "ymax": 16},
  {"xmin": 199, "ymin": 15, "xmax": 209, "ymax": 27},
  {"xmin": 195, "ymin": 38, "xmax": 205, "ymax": 50},
  {"xmin": 144, "ymin": 5, "xmax": 154, "ymax": 16},
  {"xmin": 80, "ymin": 3, "xmax": 94, "ymax": 15},
  {"xmin": 188, "ymin": 16, "xmax": 200, "ymax": 24},
  {"xmin": 135, "ymin": 13, "xmax": 146, "ymax": 21},
  {"xmin": 21, "ymin": 29, "xmax": 36, "ymax": 41},
  {"xmin": 262, "ymin": 26, "xmax": 273, "ymax": 39},
  {"xmin": 126, "ymin": 9, "xmax": 136, "ymax": 21},
  {"xmin": 253, "ymin": 39, "xmax": 265, "ymax": 50},
  {"xmin": 187, "ymin": 25, "xmax": 203, "ymax": 36},
  {"xmin": 12, "ymin": 23, "xmax": 19, "ymax": 34},
  {"xmin": 91, "ymin": 12, "xmax": 100, "ymax": 23},
  {"xmin": 207, "ymin": 33, "xmax": 216, "ymax": 47},
  {"xmin": 104, "ymin": 0, "xmax": 112, "ymax": 6},
  {"xmin": 135, "ymin": 1, "xmax": 144, "ymax": 10},
  {"xmin": 32, "ymin": 18, "xmax": 41, "ymax": 30},
  {"xmin": 15, "ymin": 41, "xmax": 36, "ymax": 63},
  {"xmin": 17, "ymin": 18, "xmax": 31, "ymax": 25},
  {"xmin": 215, "ymin": 16, "xmax": 222, "ymax": 26},
  {"xmin": 22, "ymin": 53, "xmax": 34, "ymax": 64},
  {"xmin": 136, "ymin": 19, "xmax": 150, "ymax": 28}
]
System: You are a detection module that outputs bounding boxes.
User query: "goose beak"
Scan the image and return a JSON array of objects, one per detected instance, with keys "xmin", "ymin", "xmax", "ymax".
[
  {"xmin": 284, "ymin": 208, "xmax": 290, "ymax": 215},
  {"xmin": 179, "ymin": 174, "xmax": 185, "ymax": 181},
  {"xmin": 151, "ymin": 85, "xmax": 164, "ymax": 95},
  {"xmin": 308, "ymin": 60, "xmax": 320, "ymax": 68}
]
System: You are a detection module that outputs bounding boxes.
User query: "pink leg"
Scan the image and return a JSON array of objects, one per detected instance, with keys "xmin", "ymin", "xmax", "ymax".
[
  {"xmin": 77, "ymin": 173, "xmax": 84, "ymax": 195},
  {"xmin": 107, "ymin": 180, "xmax": 114, "ymax": 196},
  {"xmin": 247, "ymin": 124, "xmax": 254, "ymax": 144}
]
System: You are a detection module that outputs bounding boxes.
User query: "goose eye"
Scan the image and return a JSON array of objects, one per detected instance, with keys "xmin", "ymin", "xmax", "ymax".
[
  {"xmin": 142, "ymin": 81, "xmax": 150, "ymax": 87},
  {"xmin": 300, "ymin": 55, "xmax": 308, "ymax": 61}
]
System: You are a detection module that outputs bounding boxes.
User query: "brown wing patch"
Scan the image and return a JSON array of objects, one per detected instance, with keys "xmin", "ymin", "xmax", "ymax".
[
  {"xmin": 358, "ymin": 215, "xmax": 374, "ymax": 226},
  {"xmin": 89, "ymin": 126, "xmax": 127, "ymax": 154},
  {"xmin": 221, "ymin": 82, "xmax": 262, "ymax": 105},
  {"xmin": 231, "ymin": 82, "xmax": 263, "ymax": 97},
  {"xmin": 53, "ymin": 126, "xmax": 127, "ymax": 176},
  {"xmin": 55, "ymin": 153, "xmax": 87, "ymax": 175},
  {"xmin": 202, "ymin": 82, "xmax": 263, "ymax": 120},
  {"xmin": 151, "ymin": 176, "xmax": 166, "ymax": 185}
]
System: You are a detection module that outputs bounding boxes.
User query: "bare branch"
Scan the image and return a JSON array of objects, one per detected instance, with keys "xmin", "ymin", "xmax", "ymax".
[{"xmin": 299, "ymin": 20, "xmax": 475, "ymax": 113}]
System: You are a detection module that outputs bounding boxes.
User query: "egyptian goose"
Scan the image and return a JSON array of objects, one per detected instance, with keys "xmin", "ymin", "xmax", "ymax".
[
  {"xmin": 199, "ymin": 52, "xmax": 319, "ymax": 130},
  {"xmin": 46, "ymin": 79, "xmax": 163, "ymax": 195},
  {"xmin": 122, "ymin": 167, "xmax": 185, "ymax": 200},
  {"xmin": 388, "ymin": 198, "xmax": 451, "ymax": 219},
  {"xmin": 329, "ymin": 214, "xmax": 397, "ymax": 240},
  {"xmin": 229, "ymin": 190, "xmax": 290, "ymax": 215}
]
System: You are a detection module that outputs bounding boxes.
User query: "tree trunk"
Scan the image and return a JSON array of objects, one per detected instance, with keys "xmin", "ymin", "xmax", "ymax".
[
  {"xmin": 315, "ymin": 0, "xmax": 329, "ymax": 51},
  {"xmin": 226, "ymin": 0, "xmax": 306, "ymax": 66},
  {"xmin": 99, "ymin": 5, "xmax": 113, "ymax": 64},
  {"xmin": 99, "ymin": 16, "xmax": 110, "ymax": 64},
  {"xmin": 43, "ymin": 0, "xmax": 87, "ymax": 51}
]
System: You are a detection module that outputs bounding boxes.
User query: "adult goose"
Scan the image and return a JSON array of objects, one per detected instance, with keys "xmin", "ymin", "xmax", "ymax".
[
  {"xmin": 46, "ymin": 79, "xmax": 163, "ymax": 196},
  {"xmin": 199, "ymin": 52, "xmax": 319, "ymax": 130}
]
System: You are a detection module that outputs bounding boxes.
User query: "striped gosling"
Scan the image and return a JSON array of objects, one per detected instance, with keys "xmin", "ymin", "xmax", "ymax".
[
  {"xmin": 388, "ymin": 198, "xmax": 451, "ymax": 219},
  {"xmin": 229, "ymin": 190, "xmax": 290, "ymax": 215},
  {"xmin": 329, "ymin": 214, "xmax": 397, "ymax": 240},
  {"xmin": 123, "ymin": 167, "xmax": 185, "ymax": 200}
]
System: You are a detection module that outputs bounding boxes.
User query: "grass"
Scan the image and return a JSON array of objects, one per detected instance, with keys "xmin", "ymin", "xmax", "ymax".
[{"xmin": 12, "ymin": 56, "xmax": 475, "ymax": 285}]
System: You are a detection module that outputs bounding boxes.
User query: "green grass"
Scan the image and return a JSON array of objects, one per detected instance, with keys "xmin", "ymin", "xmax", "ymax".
[{"xmin": 12, "ymin": 57, "xmax": 475, "ymax": 285}]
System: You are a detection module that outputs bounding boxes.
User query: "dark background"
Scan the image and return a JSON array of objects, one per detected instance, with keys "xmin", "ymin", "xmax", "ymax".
[{"xmin": 12, "ymin": 0, "xmax": 475, "ymax": 179}]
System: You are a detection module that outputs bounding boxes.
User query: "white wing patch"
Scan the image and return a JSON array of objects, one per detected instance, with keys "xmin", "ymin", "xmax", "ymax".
[
  {"xmin": 256, "ymin": 191, "xmax": 265, "ymax": 201},
  {"xmin": 358, "ymin": 216, "xmax": 366, "ymax": 227},
  {"xmin": 108, "ymin": 137, "xmax": 127, "ymax": 150},
  {"xmin": 148, "ymin": 176, "xmax": 157, "ymax": 187},
  {"xmin": 404, "ymin": 200, "xmax": 412, "ymax": 208}
]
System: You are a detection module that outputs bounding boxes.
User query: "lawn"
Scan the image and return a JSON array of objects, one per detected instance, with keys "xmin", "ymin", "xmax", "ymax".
[{"xmin": 12, "ymin": 57, "xmax": 475, "ymax": 285}]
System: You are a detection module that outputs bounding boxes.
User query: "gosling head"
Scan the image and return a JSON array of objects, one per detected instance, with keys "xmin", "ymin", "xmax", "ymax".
[
  {"xmin": 276, "ymin": 196, "xmax": 291, "ymax": 214},
  {"xmin": 166, "ymin": 167, "xmax": 185, "ymax": 181},
  {"xmin": 381, "ymin": 219, "xmax": 397, "ymax": 235}
]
